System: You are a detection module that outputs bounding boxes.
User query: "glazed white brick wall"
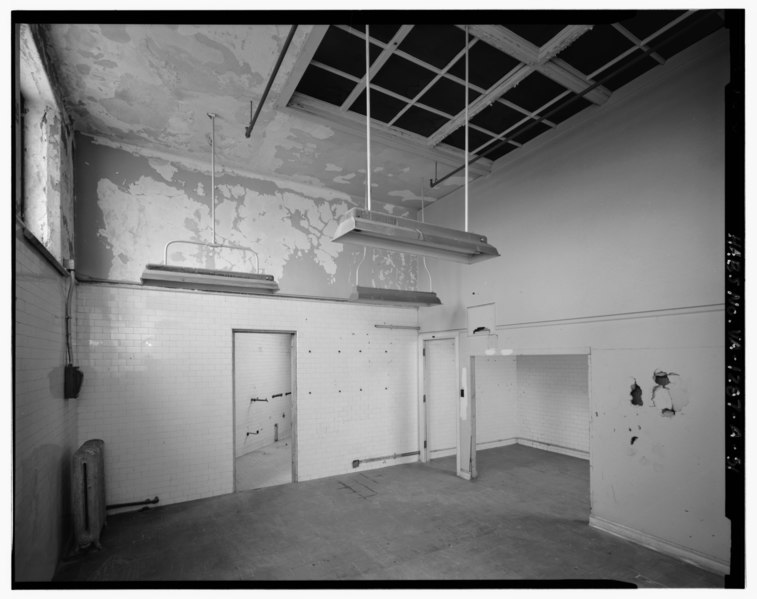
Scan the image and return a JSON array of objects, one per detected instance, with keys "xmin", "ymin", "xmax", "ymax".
[
  {"xmin": 75, "ymin": 284, "xmax": 419, "ymax": 507},
  {"xmin": 475, "ymin": 356, "xmax": 518, "ymax": 447},
  {"xmin": 14, "ymin": 227, "xmax": 78, "ymax": 581},
  {"xmin": 516, "ymin": 354, "xmax": 589, "ymax": 455}
]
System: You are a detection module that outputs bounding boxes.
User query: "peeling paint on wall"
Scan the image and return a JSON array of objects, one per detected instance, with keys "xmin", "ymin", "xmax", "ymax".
[
  {"xmin": 76, "ymin": 134, "xmax": 417, "ymax": 298},
  {"xmin": 630, "ymin": 378, "xmax": 643, "ymax": 406},
  {"xmin": 20, "ymin": 24, "xmax": 75, "ymax": 263}
]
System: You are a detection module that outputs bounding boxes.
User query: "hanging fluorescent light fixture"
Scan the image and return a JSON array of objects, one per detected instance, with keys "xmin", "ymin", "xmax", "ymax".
[
  {"xmin": 331, "ymin": 24, "xmax": 499, "ymax": 264},
  {"xmin": 142, "ymin": 114, "xmax": 279, "ymax": 295},
  {"xmin": 334, "ymin": 207, "xmax": 498, "ymax": 264},
  {"xmin": 347, "ymin": 183, "xmax": 442, "ymax": 305},
  {"xmin": 351, "ymin": 285, "xmax": 441, "ymax": 306}
]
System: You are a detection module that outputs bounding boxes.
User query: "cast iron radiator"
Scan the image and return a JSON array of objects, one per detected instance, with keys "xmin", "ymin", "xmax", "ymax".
[{"xmin": 71, "ymin": 439, "xmax": 106, "ymax": 550}]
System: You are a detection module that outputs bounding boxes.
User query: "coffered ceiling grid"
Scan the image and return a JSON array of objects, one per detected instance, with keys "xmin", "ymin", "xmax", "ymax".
[{"xmin": 287, "ymin": 12, "xmax": 724, "ymax": 167}]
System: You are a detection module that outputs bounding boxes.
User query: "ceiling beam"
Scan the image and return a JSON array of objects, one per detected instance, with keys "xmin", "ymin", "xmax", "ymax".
[
  {"xmin": 538, "ymin": 24, "xmax": 593, "ymax": 62},
  {"xmin": 335, "ymin": 25, "xmax": 545, "ymax": 126},
  {"xmin": 340, "ymin": 25, "xmax": 414, "ymax": 111},
  {"xmin": 426, "ymin": 64, "xmax": 533, "ymax": 147},
  {"xmin": 465, "ymin": 24, "xmax": 611, "ymax": 106},
  {"xmin": 275, "ymin": 25, "xmax": 328, "ymax": 110},
  {"xmin": 612, "ymin": 23, "xmax": 666, "ymax": 65},
  {"xmin": 286, "ymin": 93, "xmax": 492, "ymax": 177},
  {"xmin": 467, "ymin": 24, "xmax": 539, "ymax": 65},
  {"xmin": 539, "ymin": 59, "xmax": 611, "ymax": 104},
  {"xmin": 588, "ymin": 10, "xmax": 692, "ymax": 79}
]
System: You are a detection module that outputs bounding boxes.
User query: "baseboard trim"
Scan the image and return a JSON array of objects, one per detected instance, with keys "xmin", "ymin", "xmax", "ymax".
[
  {"xmin": 476, "ymin": 438, "xmax": 517, "ymax": 451},
  {"xmin": 429, "ymin": 448, "xmax": 456, "ymax": 459},
  {"xmin": 517, "ymin": 438, "xmax": 589, "ymax": 461},
  {"xmin": 589, "ymin": 515, "xmax": 730, "ymax": 576}
]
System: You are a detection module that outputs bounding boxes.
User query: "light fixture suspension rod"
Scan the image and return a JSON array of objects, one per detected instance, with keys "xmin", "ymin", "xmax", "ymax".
[
  {"xmin": 245, "ymin": 25, "xmax": 298, "ymax": 138},
  {"xmin": 208, "ymin": 112, "xmax": 216, "ymax": 245},
  {"xmin": 428, "ymin": 11, "xmax": 714, "ymax": 189},
  {"xmin": 365, "ymin": 24, "xmax": 372, "ymax": 212},
  {"xmin": 464, "ymin": 24, "xmax": 469, "ymax": 233}
]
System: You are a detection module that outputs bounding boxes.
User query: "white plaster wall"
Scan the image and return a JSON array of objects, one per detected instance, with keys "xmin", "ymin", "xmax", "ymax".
[
  {"xmin": 14, "ymin": 225, "xmax": 78, "ymax": 581},
  {"xmin": 590, "ymin": 345, "xmax": 728, "ymax": 570},
  {"xmin": 75, "ymin": 283, "xmax": 419, "ymax": 507},
  {"xmin": 420, "ymin": 31, "xmax": 727, "ymax": 335},
  {"xmin": 418, "ymin": 31, "xmax": 730, "ymax": 571}
]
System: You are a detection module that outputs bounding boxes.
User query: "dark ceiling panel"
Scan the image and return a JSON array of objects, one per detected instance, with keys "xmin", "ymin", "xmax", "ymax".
[
  {"xmin": 295, "ymin": 15, "xmax": 725, "ymax": 168},
  {"xmin": 500, "ymin": 71, "xmax": 568, "ymax": 113},
  {"xmin": 599, "ymin": 49, "xmax": 659, "ymax": 91},
  {"xmin": 296, "ymin": 64, "xmax": 356, "ymax": 106},
  {"xmin": 651, "ymin": 11, "xmax": 723, "ymax": 59},
  {"xmin": 543, "ymin": 93, "xmax": 593, "ymax": 124},
  {"xmin": 481, "ymin": 141, "xmax": 517, "ymax": 161},
  {"xmin": 470, "ymin": 101, "xmax": 523, "ymax": 133},
  {"xmin": 503, "ymin": 23, "xmax": 569, "ymax": 47},
  {"xmin": 418, "ymin": 77, "xmax": 481, "ymax": 116},
  {"xmin": 448, "ymin": 40, "xmax": 521, "ymax": 90},
  {"xmin": 617, "ymin": 10, "xmax": 687, "ymax": 41},
  {"xmin": 397, "ymin": 25, "xmax": 465, "ymax": 70},
  {"xmin": 314, "ymin": 27, "xmax": 382, "ymax": 79},
  {"xmin": 372, "ymin": 55, "xmax": 438, "ymax": 101},
  {"xmin": 441, "ymin": 126, "xmax": 495, "ymax": 155},
  {"xmin": 349, "ymin": 88, "xmax": 407, "ymax": 124},
  {"xmin": 393, "ymin": 105, "xmax": 449, "ymax": 137},
  {"xmin": 509, "ymin": 119, "xmax": 552, "ymax": 144},
  {"xmin": 345, "ymin": 23, "xmax": 403, "ymax": 43},
  {"xmin": 557, "ymin": 24, "xmax": 635, "ymax": 76}
]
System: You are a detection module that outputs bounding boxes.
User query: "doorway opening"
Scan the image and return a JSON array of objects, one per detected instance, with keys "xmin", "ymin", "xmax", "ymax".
[{"xmin": 233, "ymin": 330, "xmax": 297, "ymax": 492}]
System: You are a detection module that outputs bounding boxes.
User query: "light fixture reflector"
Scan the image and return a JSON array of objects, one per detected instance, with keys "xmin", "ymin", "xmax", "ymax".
[
  {"xmin": 332, "ymin": 208, "xmax": 499, "ymax": 264},
  {"xmin": 351, "ymin": 285, "xmax": 442, "ymax": 307},
  {"xmin": 141, "ymin": 264, "xmax": 279, "ymax": 294}
]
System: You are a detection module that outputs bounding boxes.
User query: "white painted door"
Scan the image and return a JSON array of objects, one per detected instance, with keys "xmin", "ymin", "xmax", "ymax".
[{"xmin": 424, "ymin": 338, "xmax": 458, "ymax": 459}]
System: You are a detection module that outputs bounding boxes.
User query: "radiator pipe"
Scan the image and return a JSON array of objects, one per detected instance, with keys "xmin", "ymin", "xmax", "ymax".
[
  {"xmin": 244, "ymin": 25, "xmax": 298, "ymax": 138},
  {"xmin": 107, "ymin": 496, "xmax": 159, "ymax": 510},
  {"xmin": 352, "ymin": 450, "xmax": 419, "ymax": 468}
]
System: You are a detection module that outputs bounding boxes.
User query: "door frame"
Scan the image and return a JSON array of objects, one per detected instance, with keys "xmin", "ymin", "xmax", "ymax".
[
  {"xmin": 417, "ymin": 331, "xmax": 460, "ymax": 464},
  {"xmin": 232, "ymin": 329, "xmax": 298, "ymax": 491}
]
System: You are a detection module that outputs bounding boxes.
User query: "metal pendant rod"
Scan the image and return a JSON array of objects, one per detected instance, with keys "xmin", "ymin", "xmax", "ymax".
[
  {"xmin": 365, "ymin": 24, "xmax": 372, "ymax": 212},
  {"xmin": 464, "ymin": 24, "xmax": 469, "ymax": 233},
  {"xmin": 208, "ymin": 112, "xmax": 216, "ymax": 245}
]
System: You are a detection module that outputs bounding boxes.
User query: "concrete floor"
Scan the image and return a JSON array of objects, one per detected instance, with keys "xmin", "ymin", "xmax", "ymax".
[
  {"xmin": 54, "ymin": 445, "xmax": 724, "ymax": 586},
  {"xmin": 235, "ymin": 438, "xmax": 292, "ymax": 491}
]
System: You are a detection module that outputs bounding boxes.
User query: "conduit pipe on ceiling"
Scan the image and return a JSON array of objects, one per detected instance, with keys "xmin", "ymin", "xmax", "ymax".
[
  {"xmin": 245, "ymin": 24, "xmax": 298, "ymax": 138},
  {"xmin": 428, "ymin": 11, "xmax": 716, "ymax": 189}
]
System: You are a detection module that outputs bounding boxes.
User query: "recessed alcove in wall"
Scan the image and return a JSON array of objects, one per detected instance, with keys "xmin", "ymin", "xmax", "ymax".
[
  {"xmin": 459, "ymin": 347, "xmax": 590, "ymax": 489},
  {"xmin": 418, "ymin": 333, "xmax": 590, "ymax": 473}
]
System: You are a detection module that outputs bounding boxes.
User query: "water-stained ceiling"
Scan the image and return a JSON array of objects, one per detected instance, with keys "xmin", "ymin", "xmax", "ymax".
[{"xmin": 38, "ymin": 12, "xmax": 724, "ymax": 211}]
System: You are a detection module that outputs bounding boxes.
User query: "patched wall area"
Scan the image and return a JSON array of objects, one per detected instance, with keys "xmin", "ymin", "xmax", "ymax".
[{"xmin": 74, "ymin": 134, "xmax": 418, "ymax": 297}]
